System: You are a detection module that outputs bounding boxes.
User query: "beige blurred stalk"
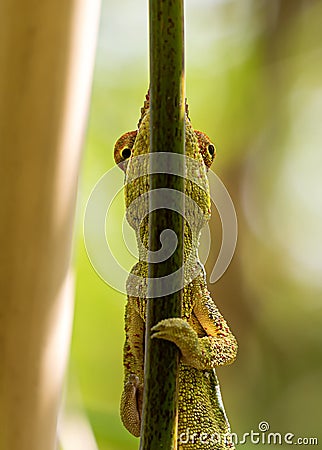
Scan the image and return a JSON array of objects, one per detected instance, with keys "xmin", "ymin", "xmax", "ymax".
[{"xmin": 0, "ymin": 0, "xmax": 101, "ymax": 449}]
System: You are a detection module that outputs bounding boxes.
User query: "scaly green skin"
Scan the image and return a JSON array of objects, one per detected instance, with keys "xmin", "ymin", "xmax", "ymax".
[{"xmin": 114, "ymin": 93, "xmax": 238, "ymax": 449}]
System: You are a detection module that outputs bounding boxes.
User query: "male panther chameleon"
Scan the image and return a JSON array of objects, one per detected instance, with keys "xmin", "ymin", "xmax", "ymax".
[{"xmin": 114, "ymin": 93, "xmax": 237, "ymax": 449}]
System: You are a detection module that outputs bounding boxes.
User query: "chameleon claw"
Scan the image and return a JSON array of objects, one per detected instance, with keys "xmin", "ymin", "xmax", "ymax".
[
  {"xmin": 151, "ymin": 318, "xmax": 190, "ymax": 339},
  {"xmin": 151, "ymin": 318, "xmax": 200, "ymax": 362}
]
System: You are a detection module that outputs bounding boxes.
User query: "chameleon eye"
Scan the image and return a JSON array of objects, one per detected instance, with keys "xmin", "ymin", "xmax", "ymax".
[
  {"xmin": 208, "ymin": 144, "xmax": 215, "ymax": 156},
  {"xmin": 122, "ymin": 148, "xmax": 132, "ymax": 159}
]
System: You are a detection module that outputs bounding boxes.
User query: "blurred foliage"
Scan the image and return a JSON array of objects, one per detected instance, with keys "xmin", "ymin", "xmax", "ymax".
[{"xmin": 65, "ymin": 0, "xmax": 322, "ymax": 449}]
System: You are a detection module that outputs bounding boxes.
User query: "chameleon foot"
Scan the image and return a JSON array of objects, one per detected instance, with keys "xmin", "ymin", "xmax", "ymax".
[
  {"xmin": 120, "ymin": 374, "xmax": 143, "ymax": 437},
  {"xmin": 151, "ymin": 318, "xmax": 202, "ymax": 368}
]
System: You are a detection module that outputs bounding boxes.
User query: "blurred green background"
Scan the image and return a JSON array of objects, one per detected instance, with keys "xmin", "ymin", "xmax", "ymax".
[{"xmin": 63, "ymin": 1, "xmax": 322, "ymax": 449}]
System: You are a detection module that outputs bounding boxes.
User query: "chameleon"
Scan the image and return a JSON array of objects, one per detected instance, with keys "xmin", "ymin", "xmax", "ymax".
[{"xmin": 114, "ymin": 92, "xmax": 238, "ymax": 449}]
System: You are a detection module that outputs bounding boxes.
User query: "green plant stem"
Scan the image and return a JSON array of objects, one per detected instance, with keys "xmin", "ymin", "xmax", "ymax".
[{"xmin": 140, "ymin": 0, "xmax": 185, "ymax": 448}]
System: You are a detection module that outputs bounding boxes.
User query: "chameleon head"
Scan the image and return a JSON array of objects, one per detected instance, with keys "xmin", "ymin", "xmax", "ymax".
[{"xmin": 113, "ymin": 110, "xmax": 216, "ymax": 225}]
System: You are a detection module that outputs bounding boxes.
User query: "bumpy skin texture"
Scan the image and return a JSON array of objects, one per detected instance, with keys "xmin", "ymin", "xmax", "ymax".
[{"xmin": 114, "ymin": 93, "xmax": 238, "ymax": 449}]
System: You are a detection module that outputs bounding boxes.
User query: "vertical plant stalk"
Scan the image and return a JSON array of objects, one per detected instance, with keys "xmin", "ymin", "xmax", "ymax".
[{"xmin": 140, "ymin": 0, "xmax": 185, "ymax": 449}]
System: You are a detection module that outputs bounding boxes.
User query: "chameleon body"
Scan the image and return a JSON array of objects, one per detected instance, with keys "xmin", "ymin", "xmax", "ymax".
[{"xmin": 114, "ymin": 93, "xmax": 237, "ymax": 449}]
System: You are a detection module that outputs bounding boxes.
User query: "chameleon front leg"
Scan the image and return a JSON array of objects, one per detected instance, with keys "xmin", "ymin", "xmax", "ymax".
[
  {"xmin": 151, "ymin": 277, "xmax": 237, "ymax": 371},
  {"xmin": 120, "ymin": 296, "xmax": 145, "ymax": 437}
]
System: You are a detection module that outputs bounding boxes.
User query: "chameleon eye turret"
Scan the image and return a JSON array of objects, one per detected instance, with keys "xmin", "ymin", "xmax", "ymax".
[
  {"xmin": 194, "ymin": 130, "xmax": 216, "ymax": 169},
  {"xmin": 114, "ymin": 130, "xmax": 137, "ymax": 172}
]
